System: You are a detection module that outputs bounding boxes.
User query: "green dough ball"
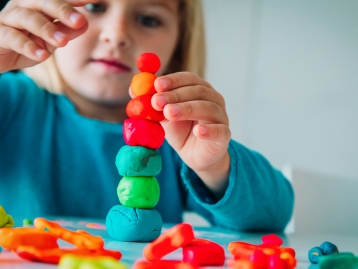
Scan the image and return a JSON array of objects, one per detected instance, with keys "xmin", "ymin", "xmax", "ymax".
[
  {"xmin": 0, "ymin": 206, "xmax": 15, "ymax": 228},
  {"xmin": 117, "ymin": 176, "xmax": 160, "ymax": 209},
  {"xmin": 115, "ymin": 146, "xmax": 161, "ymax": 177}
]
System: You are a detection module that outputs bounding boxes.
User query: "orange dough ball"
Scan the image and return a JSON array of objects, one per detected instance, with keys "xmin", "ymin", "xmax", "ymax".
[
  {"xmin": 137, "ymin": 53, "xmax": 161, "ymax": 74},
  {"xmin": 130, "ymin": 72, "xmax": 157, "ymax": 97}
]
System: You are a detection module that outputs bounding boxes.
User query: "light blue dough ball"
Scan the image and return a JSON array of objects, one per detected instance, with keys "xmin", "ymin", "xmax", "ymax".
[
  {"xmin": 115, "ymin": 145, "xmax": 162, "ymax": 177},
  {"xmin": 106, "ymin": 205, "xmax": 162, "ymax": 242}
]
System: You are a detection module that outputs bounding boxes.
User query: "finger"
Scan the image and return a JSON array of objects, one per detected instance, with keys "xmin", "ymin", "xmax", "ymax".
[
  {"xmin": 163, "ymin": 100, "xmax": 228, "ymax": 124},
  {"xmin": 128, "ymin": 87, "xmax": 136, "ymax": 99},
  {"xmin": 18, "ymin": 0, "xmax": 96, "ymax": 29},
  {"xmin": 154, "ymin": 72, "xmax": 212, "ymax": 92},
  {"xmin": 151, "ymin": 85, "xmax": 225, "ymax": 111},
  {"xmin": 0, "ymin": 25, "xmax": 49, "ymax": 61},
  {"xmin": 54, "ymin": 19, "xmax": 88, "ymax": 42},
  {"xmin": 193, "ymin": 123, "xmax": 231, "ymax": 146},
  {"xmin": 1, "ymin": 7, "xmax": 69, "ymax": 48}
]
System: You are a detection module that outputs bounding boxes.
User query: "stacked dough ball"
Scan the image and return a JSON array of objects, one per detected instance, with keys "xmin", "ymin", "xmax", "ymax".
[{"xmin": 106, "ymin": 53, "xmax": 165, "ymax": 242}]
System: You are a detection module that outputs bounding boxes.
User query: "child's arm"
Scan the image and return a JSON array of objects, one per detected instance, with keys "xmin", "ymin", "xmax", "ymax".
[
  {"xmin": 0, "ymin": 0, "xmax": 97, "ymax": 73},
  {"xmin": 183, "ymin": 139, "xmax": 294, "ymax": 232},
  {"xmin": 152, "ymin": 72, "xmax": 293, "ymax": 231}
]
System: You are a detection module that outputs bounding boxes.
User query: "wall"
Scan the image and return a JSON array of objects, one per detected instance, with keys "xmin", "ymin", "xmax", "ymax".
[{"xmin": 203, "ymin": 0, "xmax": 358, "ymax": 178}]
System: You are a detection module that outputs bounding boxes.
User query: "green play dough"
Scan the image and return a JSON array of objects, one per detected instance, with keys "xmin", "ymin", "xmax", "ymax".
[
  {"xmin": 115, "ymin": 146, "xmax": 161, "ymax": 177},
  {"xmin": 0, "ymin": 205, "xmax": 15, "ymax": 228},
  {"xmin": 117, "ymin": 176, "xmax": 160, "ymax": 209}
]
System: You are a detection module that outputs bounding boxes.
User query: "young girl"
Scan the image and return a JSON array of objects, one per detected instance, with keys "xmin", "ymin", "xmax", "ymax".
[{"xmin": 0, "ymin": 0, "xmax": 293, "ymax": 232}]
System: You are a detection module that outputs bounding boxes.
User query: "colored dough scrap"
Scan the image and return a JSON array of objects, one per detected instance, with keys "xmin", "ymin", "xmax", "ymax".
[
  {"xmin": 136, "ymin": 53, "xmax": 161, "ymax": 74},
  {"xmin": 130, "ymin": 72, "xmax": 157, "ymax": 97},
  {"xmin": 126, "ymin": 95, "xmax": 165, "ymax": 122},
  {"xmin": 0, "ymin": 205, "xmax": 15, "ymax": 228},
  {"xmin": 58, "ymin": 254, "xmax": 128, "ymax": 269}
]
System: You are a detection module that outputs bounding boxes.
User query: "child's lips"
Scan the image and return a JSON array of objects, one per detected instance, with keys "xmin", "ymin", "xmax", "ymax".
[{"xmin": 91, "ymin": 58, "xmax": 132, "ymax": 73}]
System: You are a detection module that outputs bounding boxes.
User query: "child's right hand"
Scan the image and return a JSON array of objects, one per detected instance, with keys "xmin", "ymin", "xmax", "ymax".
[{"xmin": 0, "ymin": 0, "xmax": 98, "ymax": 73}]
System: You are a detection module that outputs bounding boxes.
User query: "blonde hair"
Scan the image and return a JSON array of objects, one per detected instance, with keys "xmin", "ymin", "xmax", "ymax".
[{"xmin": 24, "ymin": 0, "xmax": 206, "ymax": 93}]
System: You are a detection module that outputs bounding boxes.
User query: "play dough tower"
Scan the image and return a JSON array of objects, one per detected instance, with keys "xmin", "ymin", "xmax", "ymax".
[{"xmin": 106, "ymin": 53, "xmax": 165, "ymax": 242}]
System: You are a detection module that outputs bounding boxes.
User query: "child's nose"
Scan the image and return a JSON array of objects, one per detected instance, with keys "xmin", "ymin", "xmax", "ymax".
[{"xmin": 99, "ymin": 21, "xmax": 132, "ymax": 48}]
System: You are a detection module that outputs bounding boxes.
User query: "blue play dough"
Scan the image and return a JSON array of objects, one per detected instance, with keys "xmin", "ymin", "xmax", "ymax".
[
  {"xmin": 320, "ymin": 241, "xmax": 339, "ymax": 255},
  {"xmin": 309, "ymin": 246, "xmax": 324, "ymax": 264},
  {"xmin": 106, "ymin": 205, "xmax": 162, "ymax": 242},
  {"xmin": 115, "ymin": 145, "xmax": 162, "ymax": 177}
]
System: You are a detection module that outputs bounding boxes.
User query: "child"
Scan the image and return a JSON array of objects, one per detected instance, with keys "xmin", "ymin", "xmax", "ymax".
[{"xmin": 0, "ymin": 0, "xmax": 293, "ymax": 232}]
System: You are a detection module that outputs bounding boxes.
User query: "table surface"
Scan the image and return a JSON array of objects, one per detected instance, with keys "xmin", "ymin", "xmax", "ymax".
[{"xmin": 1, "ymin": 217, "xmax": 358, "ymax": 269}]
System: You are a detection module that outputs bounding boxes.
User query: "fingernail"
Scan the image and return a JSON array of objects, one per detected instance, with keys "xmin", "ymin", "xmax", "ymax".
[
  {"xmin": 169, "ymin": 105, "xmax": 180, "ymax": 116},
  {"xmin": 158, "ymin": 78, "xmax": 169, "ymax": 90},
  {"xmin": 54, "ymin": 31, "xmax": 66, "ymax": 42},
  {"xmin": 35, "ymin": 49, "xmax": 46, "ymax": 58},
  {"xmin": 199, "ymin": 126, "xmax": 207, "ymax": 135},
  {"xmin": 69, "ymin": 12, "xmax": 82, "ymax": 23},
  {"xmin": 156, "ymin": 95, "xmax": 168, "ymax": 108}
]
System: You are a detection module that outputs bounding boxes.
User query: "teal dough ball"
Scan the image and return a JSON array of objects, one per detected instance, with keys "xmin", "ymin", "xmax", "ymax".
[
  {"xmin": 115, "ymin": 145, "xmax": 162, "ymax": 176},
  {"xmin": 117, "ymin": 176, "xmax": 160, "ymax": 209},
  {"xmin": 106, "ymin": 205, "xmax": 162, "ymax": 242}
]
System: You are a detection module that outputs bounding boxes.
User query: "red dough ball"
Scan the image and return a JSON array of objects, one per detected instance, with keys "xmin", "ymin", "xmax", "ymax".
[
  {"xmin": 126, "ymin": 96, "xmax": 165, "ymax": 122},
  {"xmin": 123, "ymin": 119, "xmax": 165, "ymax": 149},
  {"xmin": 137, "ymin": 53, "xmax": 161, "ymax": 74}
]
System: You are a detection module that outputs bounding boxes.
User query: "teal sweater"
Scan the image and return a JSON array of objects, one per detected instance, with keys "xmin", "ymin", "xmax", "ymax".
[{"xmin": 0, "ymin": 72, "xmax": 293, "ymax": 232}]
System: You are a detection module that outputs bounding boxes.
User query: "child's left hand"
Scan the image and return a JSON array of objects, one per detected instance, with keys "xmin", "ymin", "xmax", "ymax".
[{"xmin": 152, "ymin": 72, "xmax": 231, "ymax": 198}]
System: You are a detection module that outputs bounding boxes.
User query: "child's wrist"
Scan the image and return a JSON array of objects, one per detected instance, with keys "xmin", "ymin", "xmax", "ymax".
[{"xmin": 194, "ymin": 152, "xmax": 230, "ymax": 200}]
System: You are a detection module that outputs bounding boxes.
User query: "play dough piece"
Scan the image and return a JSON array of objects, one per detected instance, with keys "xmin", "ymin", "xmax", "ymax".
[
  {"xmin": 0, "ymin": 205, "xmax": 15, "ymax": 228},
  {"xmin": 261, "ymin": 234, "xmax": 283, "ymax": 247},
  {"xmin": 308, "ymin": 246, "xmax": 324, "ymax": 264},
  {"xmin": 123, "ymin": 119, "xmax": 165, "ymax": 149},
  {"xmin": 34, "ymin": 218, "xmax": 104, "ymax": 250},
  {"xmin": 320, "ymin": 241, "xmax": 339, "ymax": 255},
  {"xmin": 0, "ymin": 228, "xmax": 59, "ymax": 251},
  {"xmin": 319, "ymin": 253, "xmax": 358, "ymax": 269},
  {"xmin": 117, "ymin": 176, "xmax": 160, "ymax": 209},
  {"xmin": 16, "ymin": 245, "xmax": 122, "ymax": 264},
  {"xmin": 130, "ymin": 72, "xmax": 157, "ymax": 97},
  {"xmin": 143, "ymin": 223, "xmax": 195, "ymax": 261},
  {"xmin": 115, "ymin": 146, "xmax": 162, "ymax": 177},
  {"xmin": 280, "ymin": 251, "xmax": 297, "ymax": 269},
  {"xmin": 58, "ymin": 254, "xmax": 128, "ymax": 269},
  {"xmin": 137, "ymin": 53, "xmax": 161, "ymax": 74},
  {"xmin": 133, "ymin": 259, "xmax": 198, "ymax": 269},
  {"xmin": 182, "ymin": 238, "xmax": 225, "ymax": 266},
  {"xmin": 126, "ymin": 95, "xmax": 165, "ymax": 122},
  {"xmin": 106, "ymin": 205, "xmax": 162, "ymax": 242}
]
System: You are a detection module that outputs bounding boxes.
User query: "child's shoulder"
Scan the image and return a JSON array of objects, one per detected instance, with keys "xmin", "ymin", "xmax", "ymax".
[{"xmin": 0, "ymin": 71, "xmax": 50, "ymax": 104}]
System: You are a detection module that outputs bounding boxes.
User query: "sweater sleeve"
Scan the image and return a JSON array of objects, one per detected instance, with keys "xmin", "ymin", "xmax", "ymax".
[
  {"xmin": 181, "ymin": 139, "xmax": 294, "ymax": 232},
  {"xmin": 0, "ymin": 72, "xmax": 31, "ymax": 132}
]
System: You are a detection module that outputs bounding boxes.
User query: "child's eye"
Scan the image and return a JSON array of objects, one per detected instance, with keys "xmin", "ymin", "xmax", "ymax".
[
  {"xmin": 137, "ymin": 15, "xmax": 161, "ymax": 27},
  {"xmin": 85, "ymin": 3, "xmax": 106, "ymax": 13}
]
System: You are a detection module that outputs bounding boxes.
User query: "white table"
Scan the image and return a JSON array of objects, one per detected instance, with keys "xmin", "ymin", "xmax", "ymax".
[{"xmin": 1, "ymin": 217, "xmax": 357, "ymax": 269}]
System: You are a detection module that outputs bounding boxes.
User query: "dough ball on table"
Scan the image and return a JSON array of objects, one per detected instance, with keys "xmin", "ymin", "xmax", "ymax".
[{"xmin": 106, "ymin": 205, "xmax": 162, "ymax": 242}]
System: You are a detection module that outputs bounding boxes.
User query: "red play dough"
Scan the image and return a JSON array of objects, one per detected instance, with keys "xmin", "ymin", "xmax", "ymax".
[
  {"xmin": 143, "ymin": 223, "xmax": 195, "ymax": 261},
  {"xmin": 261, "ymin": 234, "xmax": 283, "ymax": 247},
  {"xmin": 126, "ymin": 95, "xmax": 165, "ymax": 122},
  {"xmin": 123, "ymin": 119, "xmax": 165, "ymax": 149},
  {"xmin": 16, "ymin": 246, "xmax": 122, "ymax": 264},
  {"xmin": 182, "ymin": 238, "xmax": 225, "ymax": 266},
  {"xmin": 137, "ymin": 53, "xmax": 161, "ymax": 74},
  {"xmin": 133, "ymin": 260, "xmax": 197, "ymax": 269}
]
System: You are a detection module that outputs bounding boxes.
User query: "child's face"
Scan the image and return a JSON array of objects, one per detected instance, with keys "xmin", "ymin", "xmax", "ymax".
[{"xmin": 54, "ymin": 0, "xmax": 179, "ymax": 105}]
